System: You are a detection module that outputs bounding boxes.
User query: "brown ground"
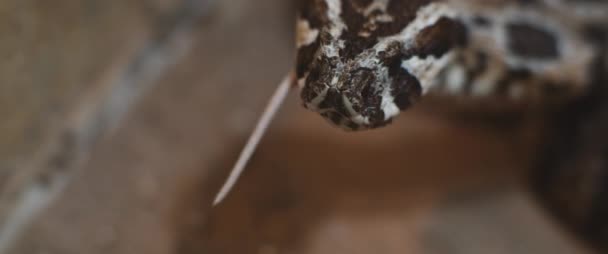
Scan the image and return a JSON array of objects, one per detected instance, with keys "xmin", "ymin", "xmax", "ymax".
[{"xmin": 9, "ymin": 0, "xmax": 593, "ymax": 253}]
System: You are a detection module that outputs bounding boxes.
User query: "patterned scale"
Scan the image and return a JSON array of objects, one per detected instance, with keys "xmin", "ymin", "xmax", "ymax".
[{"xmin": 295, "ymin": 0, "xmax": 604, "ymax": 130}]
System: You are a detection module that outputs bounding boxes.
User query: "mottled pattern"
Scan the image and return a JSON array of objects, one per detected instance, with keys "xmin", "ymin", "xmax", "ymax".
[
  {"xmin": 297, "ymin": 0, "xmax": 456, "ymax": 130},
  {"xmin": 295, "ymin": 0, "xmax": 601, "ymax": 130}
]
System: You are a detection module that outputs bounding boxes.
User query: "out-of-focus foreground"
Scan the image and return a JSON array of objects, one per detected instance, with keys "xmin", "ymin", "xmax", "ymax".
[{"xmin": 0, "ymin": 0, "xmax": 594, "ymax": 253}]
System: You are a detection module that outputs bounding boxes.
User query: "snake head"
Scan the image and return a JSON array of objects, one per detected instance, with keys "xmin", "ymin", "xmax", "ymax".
[
  {"xmin": 299, "ymin": 41, "xmax": 422, "ymax": 131},
  {"xmin": 295, "ymin": 1, "xmax": 467, "ymax": 130}
]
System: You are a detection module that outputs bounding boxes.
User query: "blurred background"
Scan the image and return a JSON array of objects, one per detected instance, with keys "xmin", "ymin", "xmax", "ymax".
[{"xmin": 0, "ymin": 0, "xmax": 596, "ymax": 253}]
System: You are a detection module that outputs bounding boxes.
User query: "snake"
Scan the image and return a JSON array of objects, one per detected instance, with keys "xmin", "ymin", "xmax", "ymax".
[{"xmin": 294, "ymin": 0, "xmax": 608, "ymax": 251}]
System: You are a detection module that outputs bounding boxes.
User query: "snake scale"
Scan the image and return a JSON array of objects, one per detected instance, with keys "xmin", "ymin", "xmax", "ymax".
[{"xmin": 294, "ymin": 0, "xmax": 608, "ymax": 251}]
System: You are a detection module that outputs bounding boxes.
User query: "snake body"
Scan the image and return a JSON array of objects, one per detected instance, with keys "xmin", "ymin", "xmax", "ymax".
[{"xmin": 296, "ymin": 0, "xmax": 608, "ymax": 250}]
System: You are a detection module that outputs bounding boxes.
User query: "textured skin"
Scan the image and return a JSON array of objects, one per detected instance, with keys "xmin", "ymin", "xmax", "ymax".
[
  {"xmin": 296, "ymin": 0, "xmax": 601, "ymax": 130},
  {"xmin": 295, "ymin": 0, "xmax": 608, "ymax": 251}
]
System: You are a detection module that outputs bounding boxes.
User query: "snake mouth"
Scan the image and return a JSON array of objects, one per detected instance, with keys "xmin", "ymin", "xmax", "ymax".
[
  {"xmin": 319, "ymin": 110, "xmax": 393, "ymax": 131},
  {"xmin": 302, "ymin": 86, "xmax": 396, "ymax": 131}
]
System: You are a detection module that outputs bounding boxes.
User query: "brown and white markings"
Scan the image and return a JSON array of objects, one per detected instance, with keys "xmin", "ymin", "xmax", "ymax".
[
  {"xmin": 215, "ymin": 0, "xmax": 607, "ymax": 250},
  {"xmin": 296, "ymin": 0, "xmax": 598, "ymax": 130}
]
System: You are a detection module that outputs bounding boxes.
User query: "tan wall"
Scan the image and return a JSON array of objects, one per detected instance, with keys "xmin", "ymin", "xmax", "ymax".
[{"xmin": 0, "ymin": 0, "xmax": 207, "ymax": 251}]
